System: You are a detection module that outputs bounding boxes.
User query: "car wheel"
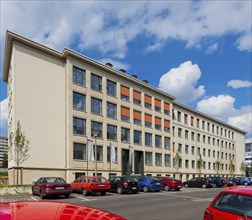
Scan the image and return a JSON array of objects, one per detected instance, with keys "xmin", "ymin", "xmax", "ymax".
[
  {"xmin": 184, "ymin": 184, "xmax": 188, "ymax": 188},
  {"xmin": 175, "ymin": 188, "xmax": 180, "ymax": 191},
  {"xmin": 32, "ymin": 189, "xmax": 35, "ymax": 196},
  {"xmin": 244, "ymin": 182, "xmax": 248, "ymax": 186},
  {"xmin": 117, "ymin": 187, "xmax": 123, "ymax": 194},
  {"xmin": 65, "ymin": 194, "xmax": 70, "ymax": 198},
  {"xmin": 82, "ymin": 188, "xmax": 88, "ymax": 196},
  {"xmin": 164, "ymin": 185, "xmax": 170, "ymax": 191},
  {"xmin": 143, "ymin": 186, "xmax": 148, "ymax": 193},
  {"xmin": 101, "ymin": 191, "xmax": 106, "ymax": 196},
  {"xmin": 133, "ymin": 191, "xmax": 138, "ymax": 194},
  {"xmin": 40, "ymin": 191, "xmax": 45, "ymax": 199},
  {"xmin": 202, "ymin": 184, "xmax": 207, "ymax": 189}
]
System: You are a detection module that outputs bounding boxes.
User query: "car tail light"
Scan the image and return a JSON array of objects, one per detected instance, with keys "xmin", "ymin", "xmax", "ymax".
[
  {"xmin": 123, "ymin": 182, "xmax": 128, "ymax": 187},
  {"xmin": 204, "ymin": 208, "xmax": 213, "ymax": 220}
]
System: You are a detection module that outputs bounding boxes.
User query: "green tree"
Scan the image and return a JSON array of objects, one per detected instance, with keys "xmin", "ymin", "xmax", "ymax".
[
  {"xmin": 240, "ymin": 161, "xmax": 247, "ymax": 175},
  {"xmin": 215, "ymin": 160, "xmax": 221, "ymax": 175},
  {"xmin": 173, "ymin": 152, "xmax": 182, "ymax": 179},
  {"xmin": 229, "ymin": 160, "xmax": 235, "ymax": 176},
  {"xmin": 196, "ymin": 154, "xmax": 204, "ymax": 177},
  {"xmin": 8, "ymin": 121, "xmax": 30, "ymax": 185},
  {"xmin": 0, "ymin": 153, "xmax": 8, "ymax": 168}
]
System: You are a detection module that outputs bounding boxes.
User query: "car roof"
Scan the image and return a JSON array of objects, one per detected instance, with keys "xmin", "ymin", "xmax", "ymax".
[{"xmin": 220, "ymin": 186, "xmax": 252, "ymax": 195}]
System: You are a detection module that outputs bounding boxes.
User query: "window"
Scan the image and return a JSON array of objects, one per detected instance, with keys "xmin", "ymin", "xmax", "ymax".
[
  {"xmin": 208, "ymin": 137, "xmax": 211, "ymax": 144},
  {"xmin": 73, "ymin": 66, "xmax": 85, "ymax": 86},
  {"xmin": 208, "ymin": 149, "xmax": 211, "ymax": 157},
  {"xmin": 197, "ymin": 133, "xmax": 200, "ymax": 142},
  {"xmin": 107, "ymin": 80, "xmax": 116, "ymax": 97},
  {"xmin": 184, "ymin": 114, "xmax": 188, "ymax": 124},
  {"xmin": 212, "ymin": 124, "xmax": 215, "ymax": 133},
  {"xmin": 207, "ymin": 123, "xmax": 210, "ymax": 131},
  {"xmin": 133, "ymin": 110, "xmax": 141, "ymax": 125},
  {"xmin": 144, "ymin": 94, "xmax": 152, "ymax": 109},
  {"xmin": 191, "ymin": 146, "xmax": 195, "ymax": 155},
  {"xmin": 133, "ymin": 90, "xmax": 141, "ymax": 105},
  {"xmin": 145, "ymin": 114, "xmax": 152, "ymax": 128},
  {"xmin": 155, "ymin": 99, "xmax": 161, "ymax": 112},
  {"xmin": 185, "ymin": 130, "xmax": 189, "ymax": 139},
  {"xmin": 203, "ymin": 148, "xmax": 206, "ymax": 156},
  {"xmin": 91, "ymin": 97, "xmax": 102, "ymax": 115},
  {"xmin": 203, "ymin": 135, "xmax": 206, "ymax": 143},
  {"xmin": 202, "ymin": 121, "xmax": 205, "ymax": 130},
  {"xmin": 107, "ymin": 102, "xmax": 117, "ymax": 118},
  {"xmin": 213, "ymin": 150, "xmax": 215, "ymax": 158},
  {"xmin": 208, "ymin": 162, "xmax": 211, "ymax": 170},
  {"xmin": 107, "ymin": 125, "xmax": 117, "ymax": 140},
  {"xmin": 178, "ymin": 143, "xmax": 182, "ymax": 153},
  {"xmin": 121, "ymin": 85, "xmax": 129, "ymax": 101},
  {"xmin": 121, "ymin": 106, "xmax": 130, "ymax": 122},
  {"xmin": 164, "ymin": 137, "xmax": 170, "ymax": 149},
  {"xmin": 185, "ymin": 145, "xmax": 189, "ymax": 154},
  {"xmin": 177, "ymin": 111, "xmax": 181, "ymax": 122},
  {"xmin": 145, "ymin": 152, "xmax": 152, "ymax": 165},
  {"xmin": 91, "ymin": 73, "xmax": 102, "ymax": 91},
  {"xmin": 91, "ymin": 121, "xmax": 102, "ymax": 138},
  {"xmin": 178, "ymin": 128, "xmax": 182, "ymax": 138},
  {"xmin": 185, "ymin": 160, "xmax": 189, "ymax": 168},
  {"xmin": 155, "ymin": 117, "xmax": 161, "ymax": 130},
  {"xmin": 107, "ymin": 146, "xmax": 118, "ymax": 163},
  {"xmin": 73, "ymin": 143, "xmax": 86, "ymax": 160},
  {"xmin": 164, "ymin": 120, "xmax": 170, "ymax": 132},
  {"xmin": 164, "ymin": 154, "xmax": 171, "ymax": 167},
  {"xmin": 73, "ymin": 92, "xmax": 86, "ymax": 111},
  {"xmin": 73, "ymin": 117, "xmax": 86, "ymax": 135},
  {"xmin": 197, "ymin": 147, "xmax": 200, "ymax": 156},
  {"xmin": 190, "ymin": 116, "xmax": 194, "ymax": 126},
  {"xmin": 145, "ymin": 133, "xmax": 152, "ymax": 147},
  {"xmin": 95, "ymin": 146, "xmax": 103, "ymax": 161},
  {"xmin": 192, "ymin": 160, "xmax": 195, "ymax": 169},
  {"xmin": 191, "ymin": 132, "xmax": 195, "ymax": 141},
  {"xmin": 134, "ymin": 130, "xmax": 142, "ymax": 144},
  {"xmin": 121, "ymin": 127, "xmax": 130, "ymax": 142},
  {"xmin": 155, "ymin": 135, "xmax": 162, "ymax": 148},
  {"xmin": 164, "ymin": 102, "xmax": 170, "ymax": 115},
  {"xmin": 155, "ymin": 153, "xmax": 162, "ymax": 166},
  {"xmin": 197, "ymin": 118, "xmax": 200, "ymax": 128}
]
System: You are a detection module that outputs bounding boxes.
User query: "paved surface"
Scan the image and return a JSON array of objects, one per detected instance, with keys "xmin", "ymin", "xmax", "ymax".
[{"xmin": 0, "ymin": 187, "xmax": 224, "ymax": 220}]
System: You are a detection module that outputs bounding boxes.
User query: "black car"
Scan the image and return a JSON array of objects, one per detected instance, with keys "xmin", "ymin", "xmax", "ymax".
[
  {"xmin": 183, "ymin": 177, "xmax": 213, "ymax": 188},
  {"xmin": 109, "ymin": 176, "xmax": 139, "ymax": 194}
]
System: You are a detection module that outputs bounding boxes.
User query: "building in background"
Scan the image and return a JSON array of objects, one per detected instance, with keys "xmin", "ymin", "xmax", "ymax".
[
  {"xmin": 2, "ymin": 31, "xmax": 246, "ymax": 184},
  {"xmin": 0, "ymin": 136, "xmax": 8, "ymax": 167},
  {"xmin": 245, "ymin": 142, "xmax": 252, "ymax": 167}
]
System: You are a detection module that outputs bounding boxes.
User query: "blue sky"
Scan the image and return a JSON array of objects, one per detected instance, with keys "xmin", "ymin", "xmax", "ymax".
[{"xmin": 0, "ymin": 1, "xmax": 251, "ymax": 141}]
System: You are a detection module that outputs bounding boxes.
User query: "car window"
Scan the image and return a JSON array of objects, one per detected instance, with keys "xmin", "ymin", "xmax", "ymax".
[
  {"xmin": 37, "ymin": 178, "xmax": 43, "ymax": 184},
  {"xmin": 148, "ymin": 176, "xmax": 159, "ymax": 181},
  {"xmin": 109, "ymin": 178, "xmax": 115, "ymax": 182},
  {"xmin": 92, "ymin": 177, "xmax": 107, "ymax": 183},
  {"xmin": 190, "ymin": 178, "xmax": 196, "ymax": 181},
  {"xmin": 126, "ymin": 177, "xmax": 138, "ymax": 182},
  {"xmin": 44, "ymin": 177, "xmax": 66, "ymax": 183}
]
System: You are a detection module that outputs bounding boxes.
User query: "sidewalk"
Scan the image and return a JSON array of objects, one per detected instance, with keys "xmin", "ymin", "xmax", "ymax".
[{"xmin": 0, "ymin": 186, "xmax": 31, "ymax": 196}]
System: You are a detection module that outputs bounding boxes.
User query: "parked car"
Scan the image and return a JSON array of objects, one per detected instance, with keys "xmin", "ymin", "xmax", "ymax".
[
  {"xmin": 155, "ymin": 176, "xmax": 182, "ymax": 191},
  {"xmin": 208, "ymin": 177, "xmax": 226, "ymax": 187},
  {"xmin": 71, "ymin": 176, "xmax": 110, "ymax": 196},
  {"xmin": 109, "ymin": 176, "xmax": 138, "ymax": 194},
  {"xmin": 0, "ymin": 201, "xmax": 126, "ymax": 220},
  {"xmin": 204, "ymin": 186, "xmax": 252, "ymax": 220},
  {"xmin": 236, "ymin": 177, "xmax": 252, "ymax": 186},
  {"xmin": 32, "ymin": 177, "xmax": 72, "ymax": 199},
  {"xmin": 224, "ymin": 177, "xmax": 235, "ymax": 187},
  {"xmin": 133, "ymin": 175, "xmax": 162, "ymax": 192},
  {"xmin": 183, "ymin": 177, "xmax": 213, "ymax": 188}
]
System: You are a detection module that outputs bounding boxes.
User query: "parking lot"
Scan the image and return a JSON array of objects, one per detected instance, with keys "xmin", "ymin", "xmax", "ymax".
[{"xmin": 1, "ymin": 187, "xmax": 224, "ymax": 220}]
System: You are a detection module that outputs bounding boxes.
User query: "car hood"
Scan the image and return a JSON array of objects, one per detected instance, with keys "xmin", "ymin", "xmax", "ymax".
[{"xmin": 0, "ymin": 201, "xmax": 126, "ymax": 220}]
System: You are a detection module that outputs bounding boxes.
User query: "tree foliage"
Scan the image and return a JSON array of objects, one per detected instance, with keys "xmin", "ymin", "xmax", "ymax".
[
  {"xmin": 215, "ymin": 160, "xmax": 221, "ymax": 175},
  {"xmin": 229, "ymin": 160, "xmax": 235, "ymax": 176},
  {"xmin": 196, "ymin": 154, "xmax": 204, "ymax": 176},
  {"xmin": 8, "ymin": 121, "xmax": 30, "ymax": 167},
  {"xmin": 240, "ymin": 161, "xmax": 247, "ymax": 175},
  {"xmin": 173, "ymin": 151, "xmax": 182, "ymax": 174}
]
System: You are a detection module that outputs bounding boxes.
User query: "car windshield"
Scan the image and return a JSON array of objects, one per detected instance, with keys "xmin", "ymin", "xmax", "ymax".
[
  {"xmin": 213, "ymin": 192, "xmax": 252, "ymax": 218},
  {"xmin": 148, "ymin": 176, "xmax": 159, "ymax": 181},
  {"xmin": 44, "ymin": 177, "xmax": 66, "ymax": 184},
  {"xmin": 126, "ymin": 177, "xmax": 138, "ymax": 182}
]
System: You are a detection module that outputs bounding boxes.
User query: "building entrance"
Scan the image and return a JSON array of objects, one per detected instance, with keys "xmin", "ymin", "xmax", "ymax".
[
  {"xmin": 134, "ymin": 150, "xmax": 144, "ymax": 175},
  {"xmin": 121, "ymin": 149, "xmax": 132, "ymax": 176}
]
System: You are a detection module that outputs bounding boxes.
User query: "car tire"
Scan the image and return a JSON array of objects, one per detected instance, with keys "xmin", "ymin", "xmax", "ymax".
[
  {"xmin": 175, "ymin": 188, "xmax": 180, "ymax": 191},
  {"xmin": 164, "ymin": 185, "xmax": 170, "ymax": 191},
  {"xmin": 133, "ymin": 191, "xmax": 138, "ymax": 194},
  {"xmin": 65, "ymin": 194, "xmax": 70, "ymax": 198},
  {"xmin": 82, "ymin": 188, "xmax": 88, "ymax": 196},
  {"xmin": 143, "ymin": 186, "xmax": 148, "ymax": 193},
  {"xmin": 244, "ymin": 182, "xmax": 248, "ymax": 186},
  {"xmin": 40, "ymin": 191, "xmax": 45, "ymax": 199},
  {"xmin": 101, "ymin": 191, "xmax": 106, "ymax": 196},
  {"xmin": 32, "ymin": 189, "xmax": 35, "ymax": 196},
  {"xmin": 202, "ymin": 184, "xmax": 207, "ymax": 189},
  {"xmin": 184, "ymin": 184, "xmax": 188, "ymax": 188},
  {"xmin": 117, "ymin": 187, "xmax": 123, "ymax": 194}
]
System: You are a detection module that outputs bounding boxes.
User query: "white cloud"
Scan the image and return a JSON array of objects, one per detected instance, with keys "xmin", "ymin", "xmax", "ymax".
[
  {"xmin": 0, "ymin": 98, "xmax": 8, "ymax": 132},
  {"xmin": 98, "ymin": 58, "xmax": 130, "ymax": 71},
  {"xmin": 197, "ymin": 96, "xmax": 252, "ymax": 139},
  {"xmin": 206, "ymin": 43, "xmax": 218, "ymax": 54},
  {"xmin": 158, "ymin": 61, "xmax": 205, "ymax": 102},
  {"xmin": 227, "ymin": 80, "xmax": 252, "ymax": 89}
]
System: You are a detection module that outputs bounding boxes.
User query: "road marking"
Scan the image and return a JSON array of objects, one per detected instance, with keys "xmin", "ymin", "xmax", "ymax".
[
  {"xmin": 155, "ymin": 192, "xmax": 212, "ymax": 201},
  {"xmin": 81, "ymin": 198, "xmax": 97, "ymax": 201}
]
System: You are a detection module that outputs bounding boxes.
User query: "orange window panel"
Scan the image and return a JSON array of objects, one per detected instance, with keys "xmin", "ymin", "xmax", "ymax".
[
  {"xmin": 121, "ymin": 85, "xmax": 129, "ymax": 96},
  {"xmin": 191, "ymin": 116, "xmax": 194, "ymax": 125},
  {"xmin": 164, "ymin": 102, "xmax": 170, "ymax": 111},
  {"xmin": 133, "ymin": 90, "xmax": 141, "ymax": 100},
  {"xmin": 155, "ymin": 117, "xmax": 161, "ymax": 125},
  {"xmin": 121, "ymin": 106, "xmax": 130, "ymax": 116},
  {"xmin": 164, "ymin": 120, "xmax": 170, "ymax": 128},
  {"xmin": 155, "ymin": 99, "xmax": 161, "ymax": 107},
  {"xmin": 133, "ymin": 110, "xmax": 141, "ymax": 120},
  {"xmin": 144, "ymin": 94, "xmax": 152, "ymax": 104},
  {"xmin": 145, "ymin": 114, "xmax": 152, "ymax": 123}
]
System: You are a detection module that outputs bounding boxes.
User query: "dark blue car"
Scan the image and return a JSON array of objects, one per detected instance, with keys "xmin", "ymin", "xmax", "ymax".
[{"xmin": 135, "ymin": 176, "xmax": 162, "ymax": 192}]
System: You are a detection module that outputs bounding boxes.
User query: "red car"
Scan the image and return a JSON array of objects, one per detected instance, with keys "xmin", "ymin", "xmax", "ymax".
[
  {"xmin": 71, "ymin": 176, "xmax": 110, "ymax": 196},
  {"xmin": 0, "ymin": 201, "xmax": 126, "ymax": 220},
  {"xmin": 204, "ymin": 186, "xmax": 252, "ymax": 220},
  {"xmin": 155, "ymin": 176, "xmax": 182, "ymax": 191},
  {"xmin": 32, "ymin": 177, "xmax": 72, "ymax": 199}
]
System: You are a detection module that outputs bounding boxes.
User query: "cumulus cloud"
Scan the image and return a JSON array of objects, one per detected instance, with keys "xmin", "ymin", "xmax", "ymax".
[
  {"xmin": 227, "ymin": 80, "xmax": 252, "ymax": 89},
  {"xmin": 0, "ymin": 98, "xmax": 8, "ymax": 132},
  {"xmin": 158, "ymin": 61, "xmax": 205, "ymax": 102}
]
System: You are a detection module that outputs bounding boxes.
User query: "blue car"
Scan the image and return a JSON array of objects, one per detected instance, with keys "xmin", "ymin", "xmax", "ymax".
[
  {"xmin": 135, "ymin": 176, "xmax": 162, "ymax": 192},
  {"xmin": 239, "ymin": 177, "xmax": 252, "ymax": 185}
]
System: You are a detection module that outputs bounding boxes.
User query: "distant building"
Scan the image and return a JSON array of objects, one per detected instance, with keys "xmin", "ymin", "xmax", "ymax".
[
  {"xmin": 245, "ymin": 142, "xmax": 252, "ymax": 167},
  {"xmin": 2, "ymin": 31, "xmax": 246, "ymax": 185},
  {"xmin": 0, "ymin": 136, "xmax": 8, "ymax": 166}
]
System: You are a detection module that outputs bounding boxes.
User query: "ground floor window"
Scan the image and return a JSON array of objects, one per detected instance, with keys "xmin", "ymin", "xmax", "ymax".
[
  {"xmin": 145, "ymin": 152, "xmax": 152, "ymax": 165},
  {"xmin": 73, "ymin": 143, "xmax": 86, "ymax": 160}
]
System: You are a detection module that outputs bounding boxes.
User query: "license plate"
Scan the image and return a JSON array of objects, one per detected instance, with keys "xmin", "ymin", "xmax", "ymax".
[
  {"xmin": 178, "ymin": 186, "xmax": 181, "ymax": 188},
  {"xmin": 132, "ymin": 187, "xmax": 136, "ymax": 189},
  {"xmin": 55, "ymin": 187, "xmax": 64, "ymax": 190},
  {"xmin": 98, "ymin": 184, "xmax": 105, "ymax": 186},
  {"xmin": 156, "ymin": 183, "xmax": 160, "ymax": 185}
]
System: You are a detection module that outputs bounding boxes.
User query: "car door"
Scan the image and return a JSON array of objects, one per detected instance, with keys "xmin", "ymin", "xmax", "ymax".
[
  {"xmin": 188, "ymin": 178, "xmax": 196, "ymax": 187},
  {"xmin": 33, "ymin": 178, "xmax": 43, "ymax": 194},
  {"xmin": 195, "ymin": 178, "xmax": 203, "ymax": 187},
  {"xmin": 109, "ymin": 177, "xmax": 116, "ymax": 191}
]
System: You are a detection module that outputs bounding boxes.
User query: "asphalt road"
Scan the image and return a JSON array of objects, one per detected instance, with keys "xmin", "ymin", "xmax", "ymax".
[{"xmin": 1, "ymin": 187, "xmax": 224, "ymax": 220}]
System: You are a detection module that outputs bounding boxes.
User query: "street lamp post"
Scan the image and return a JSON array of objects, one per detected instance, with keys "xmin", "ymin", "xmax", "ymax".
[{"xmin": 93, "ymin": 131, "xmax": 99, "ymax": 176}]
